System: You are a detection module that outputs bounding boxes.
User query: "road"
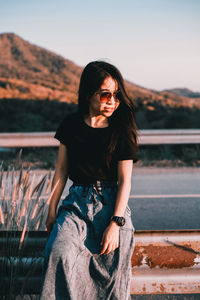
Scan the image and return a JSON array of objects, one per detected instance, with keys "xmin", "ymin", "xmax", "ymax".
[
  {"xmin": 2, "ymin": 167, "xmax": 200, "ymax": 230},
  {"xmin": 130, "ymin": 167, "xmax": 200, "ymax": 230},
  {"xmin": 59, "ymin": 167, "xmax": 200, "ymax": 230}
]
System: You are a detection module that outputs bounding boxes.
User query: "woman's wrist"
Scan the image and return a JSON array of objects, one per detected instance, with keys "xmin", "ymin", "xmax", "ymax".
[{"xmin": 109, "ymin": 220, "xmax": 120, "ymax": 228}]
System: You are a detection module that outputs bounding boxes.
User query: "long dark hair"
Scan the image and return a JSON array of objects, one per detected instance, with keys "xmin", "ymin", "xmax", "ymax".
[{"xmin": 78, "ymin": 60, "xmax": 138, "ymax": 167}]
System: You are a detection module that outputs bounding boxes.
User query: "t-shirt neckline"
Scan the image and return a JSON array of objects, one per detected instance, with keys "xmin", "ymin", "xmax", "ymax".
[{"xmin": 81, "ymin": 117, "xmax": 110, "ymax": 130}]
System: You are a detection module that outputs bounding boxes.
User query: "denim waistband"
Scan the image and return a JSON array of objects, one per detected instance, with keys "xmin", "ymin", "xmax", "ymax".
[
  {"xmin": 72, "ymin": 180, "xmax": 118, "ymax": 187},
  {"xmin": 72, "ymin": 180, "xmax": 118, "ymax": 206}
]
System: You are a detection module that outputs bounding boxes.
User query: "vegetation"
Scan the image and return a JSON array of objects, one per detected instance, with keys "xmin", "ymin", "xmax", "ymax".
[
  {"xmin": 0, "ymin": 162, "xmax": 55, "ymax": 231},
  {"xmin": 0, "ymin": 97, "xmax": 200, "ymax": 132},
  {"xmin": 0, "ymin": 98, "xmax": 77, "ymax": 132},
  {"xmin": 0, "ymin": 158, "xmax": 56, "ymax": 299},
  {"xmin": 138, "ymin": 144, "xmax": 200, "ymax": 167},
  {"xmin": 135, "ymin": 100, "xmax": 200, "ymax": 129}
]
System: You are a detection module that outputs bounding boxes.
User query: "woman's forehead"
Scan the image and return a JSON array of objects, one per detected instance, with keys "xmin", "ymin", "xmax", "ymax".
[{"xmin": 100, "ymin": 77, "xmax": 118, "ymax": 91}]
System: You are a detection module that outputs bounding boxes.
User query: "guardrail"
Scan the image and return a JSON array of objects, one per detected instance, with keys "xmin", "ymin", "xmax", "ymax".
[
  {"xmin": 131, "ymin": 229, "xmax": 200, "ymax": 295},
  {"xmin": 1, "ymin": 129, "xmax": 200, "ymax": 147},
  {"xmin": 1, "ymin": 229, "xmax": 200, "ymax": 296}
]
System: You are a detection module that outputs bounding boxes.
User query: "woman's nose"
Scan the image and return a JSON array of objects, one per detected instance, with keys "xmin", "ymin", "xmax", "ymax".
[{"xmin": 108, "ymin": 95, "xmax": 115, "ymax": 104}]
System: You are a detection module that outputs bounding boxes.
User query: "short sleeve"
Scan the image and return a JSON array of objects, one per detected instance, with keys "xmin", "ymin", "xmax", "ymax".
[
  {"xmin": 54, "ymin": 114, "xmax": 73, "ymax": 146},
  {"xmin": 116, "ymin": 132, "xmax": 138, "ymax": 163}
]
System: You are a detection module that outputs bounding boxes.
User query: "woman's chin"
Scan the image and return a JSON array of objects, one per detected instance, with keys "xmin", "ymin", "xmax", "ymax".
[{"xmin": 102, "ymin": 110, "xmax": 114, "ymax": 116}]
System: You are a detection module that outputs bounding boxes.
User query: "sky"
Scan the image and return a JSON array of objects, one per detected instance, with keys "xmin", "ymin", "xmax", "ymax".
[{"xmin": 1, "ymin": 0, "xmax": 200, "ymax": 92}]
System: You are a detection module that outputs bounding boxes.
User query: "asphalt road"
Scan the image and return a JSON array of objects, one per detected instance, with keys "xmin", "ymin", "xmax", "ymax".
[
  {"xmin": 60, "ymin": 167, "xmax": 200, "ymax": 230},
  {"xmin": 130, "ymin": 167, "xmax": 200, "ymax": 230},
  {"xmin": 2, "ymin": 167, "xmax": 200, "ymax": 231}
]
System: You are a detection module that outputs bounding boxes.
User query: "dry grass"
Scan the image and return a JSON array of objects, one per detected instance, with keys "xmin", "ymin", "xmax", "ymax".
[
  {"xmin": 0, "ymin": 156, "xmax": 59, "ymax": 299},
  {"xmin": 0, "ymin": 147, "xmax": 61, "ymax": 235},
  {"xmin": 0, "ymin": 162, "xmax": 54, "ymax": 233}
]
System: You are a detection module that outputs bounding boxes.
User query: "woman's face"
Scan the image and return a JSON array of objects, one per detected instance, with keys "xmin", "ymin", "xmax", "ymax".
[{"xmin": 88, "ymin": 76, "xmax": 120, "ymax": 118}]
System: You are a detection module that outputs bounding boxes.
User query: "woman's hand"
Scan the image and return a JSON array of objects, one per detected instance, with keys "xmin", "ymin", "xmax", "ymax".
[
  {"xmin": 100, "ymin": 221, "xmax": 120, "ymax": 255},
  {"xmin": 46, "ymin": 211, "xmax": 56, "ymax": 236}
]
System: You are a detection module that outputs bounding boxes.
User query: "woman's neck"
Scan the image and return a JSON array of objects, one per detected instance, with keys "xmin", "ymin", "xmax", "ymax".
[{"xmin": 84, "ymin": 114, "xmax": 109, "ymax": 128}]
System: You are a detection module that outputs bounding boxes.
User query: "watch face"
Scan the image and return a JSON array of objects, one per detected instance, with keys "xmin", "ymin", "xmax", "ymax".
[
  {"xmin": 119, "ymin": 217, "xmax": 125, "ymax": 226},
  {"xmin": 112, "ymin": 216, "xmax": 126, "ymax": 226}
]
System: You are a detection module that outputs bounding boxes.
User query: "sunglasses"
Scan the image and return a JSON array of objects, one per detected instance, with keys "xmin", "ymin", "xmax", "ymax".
[{"xmin": 96, "ymin": 90, "xmax": 121, "ymax": 103}]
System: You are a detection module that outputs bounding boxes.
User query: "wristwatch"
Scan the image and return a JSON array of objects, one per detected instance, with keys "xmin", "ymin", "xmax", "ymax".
[{"xmin": 110, "ymin": 216, "xmax": 125, "ymax": 227}]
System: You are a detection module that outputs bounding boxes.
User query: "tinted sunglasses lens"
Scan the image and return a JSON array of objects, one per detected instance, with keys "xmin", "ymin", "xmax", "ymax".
[
  {"xmin": 115, "ymin": 91, "xmax": 121, "ymax": 100},
  {"xmin": 100, "ymin": 91, "xmax": 121, "ymax": 102},
  {"xmin": 100, "ymin": 92, "xmax": 111, "ymax": 102}
]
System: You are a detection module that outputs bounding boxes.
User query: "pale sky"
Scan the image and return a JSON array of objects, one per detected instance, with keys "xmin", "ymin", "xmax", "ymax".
[{"xmin": 1, "ymin": 0, "xmax": 200, "ymax": 92}]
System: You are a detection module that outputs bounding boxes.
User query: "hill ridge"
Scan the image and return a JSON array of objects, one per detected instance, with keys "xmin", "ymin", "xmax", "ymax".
[{"xmin": 0, "ymin": 32, "xmax": 199, "ymax": 107}]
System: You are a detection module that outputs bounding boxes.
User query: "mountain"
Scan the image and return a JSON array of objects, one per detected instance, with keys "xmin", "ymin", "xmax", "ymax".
[
  {"xmin": 163, "ymin": 88, "xmax": 200, "ymax": 98},
  {"xmin": 0, "ymin": 33, "xmax": 82, "ymax": 102},
  {"xmin": 0, "ymin": 33, "xmax": 200, "ymax": 108}
]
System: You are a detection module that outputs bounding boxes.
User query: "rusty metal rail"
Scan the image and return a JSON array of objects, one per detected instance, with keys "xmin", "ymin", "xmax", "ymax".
[
  {"xmin": 1, "ymin": 129, "xmax": 200, "ymax": 147},
  {"xmin": 0, "ymin": 229, "xmax": 200, "ymax": 295},
  {"xmin": 131, "ymin": 230, "xmax": 200, "ymax": 295}
]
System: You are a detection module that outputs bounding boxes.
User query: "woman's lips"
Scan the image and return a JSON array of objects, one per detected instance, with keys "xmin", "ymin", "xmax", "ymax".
[{"xmin": 104, "ymin": 108, "xmax": 114, "ymax": 112}]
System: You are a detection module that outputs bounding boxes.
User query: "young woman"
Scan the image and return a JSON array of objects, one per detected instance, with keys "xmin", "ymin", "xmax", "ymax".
[{"xmin": 40, "ymin": 61, "xmax": 139, "ymax": 300}]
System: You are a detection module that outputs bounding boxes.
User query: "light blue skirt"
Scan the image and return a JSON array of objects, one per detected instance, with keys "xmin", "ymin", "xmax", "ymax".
[{"xmin": 39, "ymin": 181, "xmax": 135, "ymax": 300}]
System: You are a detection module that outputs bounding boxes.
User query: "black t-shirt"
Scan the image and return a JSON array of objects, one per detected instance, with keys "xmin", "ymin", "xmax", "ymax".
[{"xmin": 54, "ymin": 111, "xmax": 138, "ymax": 183}]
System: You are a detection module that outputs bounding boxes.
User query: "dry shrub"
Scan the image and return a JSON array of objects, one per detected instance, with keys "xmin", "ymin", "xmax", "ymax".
[{"xmin": 0, "ymin": 159, "xmax": 59, "ymax": 299}]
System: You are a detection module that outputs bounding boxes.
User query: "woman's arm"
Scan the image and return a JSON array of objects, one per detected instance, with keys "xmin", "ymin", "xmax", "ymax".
[
  {"xmin": 100, "ymin": 160, "xmax": 133, "ymax": 255},
  {"xmin": 113, "ymin": 160, "xmax": 133, "ymax": 216},
  {"xmin": 46, "ymin": 143, "xmax": 68, "ymax": 234}
]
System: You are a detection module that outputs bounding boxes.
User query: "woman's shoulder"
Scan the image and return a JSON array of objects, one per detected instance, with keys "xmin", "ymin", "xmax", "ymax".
[
  {"xmin": 54, "ymin": 110, "xmax": 81, "ymax": 145},
  {"xmin": 56, "ymin": 111, "xmax": 83, "ymax": 133},
  {"xmin": 60, "ymin": 110, "xmax": 80, "ymax": 126}
]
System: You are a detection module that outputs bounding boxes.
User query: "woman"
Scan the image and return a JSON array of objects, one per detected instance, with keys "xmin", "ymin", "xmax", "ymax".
[{"xmin": 40, "ymin": 61, "xmax": 139, "ymax": 300}]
